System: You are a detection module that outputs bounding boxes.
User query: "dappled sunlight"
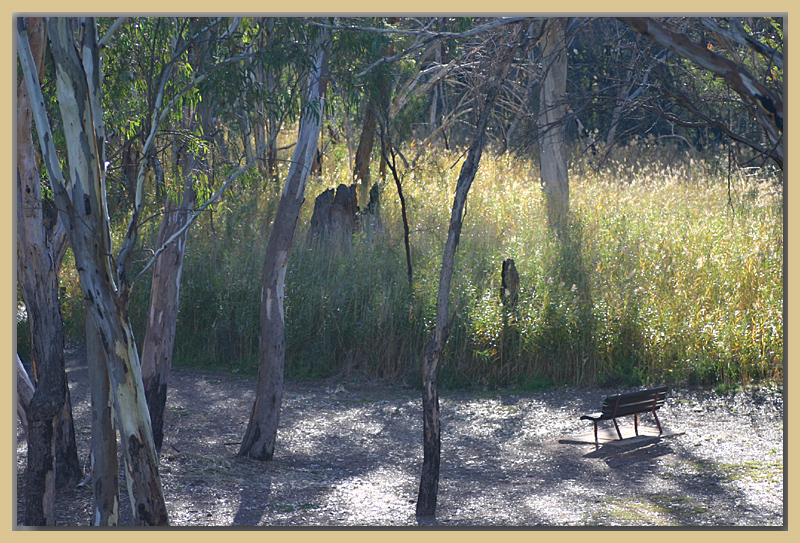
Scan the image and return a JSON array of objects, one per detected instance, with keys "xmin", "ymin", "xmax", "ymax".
[{"xmin": 20, "ymin": 349, "xmax": 782, "ymax": 525}]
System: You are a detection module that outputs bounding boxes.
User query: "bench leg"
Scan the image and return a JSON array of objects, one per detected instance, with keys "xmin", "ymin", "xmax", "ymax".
[
  {"xmin": 653, "ymin": 411, "xmax": 663, "ymax": 434},
  {"xmin": 612, "ymin": 418, "xmax": 623, "ymax": 440},
  {"xmin": 634, "ymin": 413, "xmax": 639, "ymax": 436},
  {"xmin": 593, "ymin": 421, "xmax": 598, "ymax": 443}
]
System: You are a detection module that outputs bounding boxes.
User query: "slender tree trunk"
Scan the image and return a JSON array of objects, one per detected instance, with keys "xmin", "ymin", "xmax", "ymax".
[
  {"xmin": 16, "ymin": 16, "xmax": 81, "ymax": 526},
  {"xmin": 428, "ymin": 43, "xmax": 441, "ymax": 139},
  {"xmin": 539, "ymin": 18, "xmax": 570, "ymax": 232},
  {"xmin": 354, "ymin": 98, "xmax": 377, "ymax": 201},
  {"xmin": 86, "ymin": 313, "xmax": 120, "ymax": 525},
  {"xmin": 140, "ymin": 180, "xmax": 196, "ymax": 453},
  {"xmin": 18, "ymin": 17, "xmax": 169, "ymax": 525},
  {"xmin": 239, "ymin": 28, "xmax": 331, "ymax": 461},
  {"xmin": 416, "ymin": 38, "xmax": 519, "ymax": 517},
  {"xmin": 140, "ymin": 88, "xmax": 201, "ymax": 454},
  {"xmin": 380, "ymin": 131, "xmax": 413, "ymax": 288}
]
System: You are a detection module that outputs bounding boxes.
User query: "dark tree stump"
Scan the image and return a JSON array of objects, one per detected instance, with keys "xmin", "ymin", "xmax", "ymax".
[
  {"xmin": 307, "ymin": 187, "xmax": 334, "ymax": 242},
  {"xmin": 501, "ymin": 258, "xmax": 520, "ymax": 306},
  {"xmin": 307, "ymin": 183, "xmax": 359, "ymax": 247}
]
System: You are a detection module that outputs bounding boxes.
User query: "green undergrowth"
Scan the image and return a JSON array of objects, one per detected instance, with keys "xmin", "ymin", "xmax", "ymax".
[{"xmin": 42, "ymin": 140, "xmax": 783, "ymax": 390}]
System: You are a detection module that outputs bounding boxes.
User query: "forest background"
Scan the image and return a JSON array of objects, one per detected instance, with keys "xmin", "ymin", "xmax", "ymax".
[{"xmin": 14, "ymin": 14, "xmax": 784, "ymax": 389}]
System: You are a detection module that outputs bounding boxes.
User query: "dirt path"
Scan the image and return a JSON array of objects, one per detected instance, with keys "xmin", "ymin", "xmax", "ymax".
[{"xmin": 16, "ymin": 346, "xmax": 784, "ymax": 526}]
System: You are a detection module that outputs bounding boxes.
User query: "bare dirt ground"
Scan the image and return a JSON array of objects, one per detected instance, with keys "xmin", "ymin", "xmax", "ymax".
[{"xmin": 16, "ymin": 344, "xmax": 784, "ymax": 527}]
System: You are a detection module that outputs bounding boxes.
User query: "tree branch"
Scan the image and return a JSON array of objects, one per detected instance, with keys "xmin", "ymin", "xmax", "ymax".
[
  {"xmin": 700, "ymin": 17, "xmax": 783, "ymax": 70},
  {"xmin": 99, "ymin": 17, "xmax": 127, "ymax": 48},
  {"xmin": 618, "ymin": 17, "xmax": 782, "ymax": 135},
  {"xmin": 618, "ymin": 16, "xmax": 782, "ymax": 170}
]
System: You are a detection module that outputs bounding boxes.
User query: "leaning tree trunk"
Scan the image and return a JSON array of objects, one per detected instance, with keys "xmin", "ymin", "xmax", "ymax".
[
  {"xmin": 18, "ymin": 17, "xmax": 169, "ymax": 526},
  {"xmin": 538, "ymin": 18, "xmax": 570, "ymax": 232},
  {"xmin": 16, "ymin": 16, "xmax": 81, "ymax": 526},
  {"xmin": 238, "ymin": 28, "xmax": 331, "ymax": 461},
  {"xmin": 416, "ymin": 38, "xmax": 519, "ymax": 517},
  {"xmin": 140, "ymin": 100, "xmax": 199, "ymax": 453},
  {"xmin": 140, "ymin": 181, "xmax": 196, "ymax": 453}
]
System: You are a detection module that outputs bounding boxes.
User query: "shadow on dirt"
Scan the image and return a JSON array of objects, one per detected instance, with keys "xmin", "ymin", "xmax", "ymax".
[{"xmin": 19, "ymin": 351, "xmax": 782, "ymax": 526}]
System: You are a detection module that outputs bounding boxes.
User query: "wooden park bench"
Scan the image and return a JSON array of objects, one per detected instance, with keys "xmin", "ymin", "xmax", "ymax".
[{"xmin": 580, "ymin": 386, "xmax": 668, "ymax": 442}]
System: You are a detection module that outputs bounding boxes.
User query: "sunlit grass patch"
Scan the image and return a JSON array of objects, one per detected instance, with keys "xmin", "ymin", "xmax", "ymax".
[{"xmin": 48, "ymin": 141, "xmax": 781, "ymax": 390}]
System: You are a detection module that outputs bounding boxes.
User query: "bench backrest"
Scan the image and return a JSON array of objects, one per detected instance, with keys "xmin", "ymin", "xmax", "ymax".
[{"xmin": 600, "ymin": 386, "xmax": 668, "ymax": 418}]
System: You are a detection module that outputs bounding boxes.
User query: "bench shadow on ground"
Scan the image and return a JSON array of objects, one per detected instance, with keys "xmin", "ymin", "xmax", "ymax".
[{"xmin": 436, "ymin": 393, "xmax": 772, "ymax": 527}]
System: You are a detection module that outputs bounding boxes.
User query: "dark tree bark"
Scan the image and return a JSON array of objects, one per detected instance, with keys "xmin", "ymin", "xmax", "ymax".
[
  {"xmin": 501, "ymin": 258, "xmax": 520, "ymax": 307},
  {"xmin": 538, "ymin": 18, "xmax": 570, "ymax": 232},
  {"xmin": 307, "ymin": 183, "xmax": 359, "ymax": 248},
  {"xmin": 416, "ymin": 35, "xmax": 519, "ymax": 517},
  {"xmin": 16, "ymin": 16, "xmax": 81, "ymax": 526},
  {"xmin": 381, "ymin": 136, "xmax": 413, "ymax": 288},
  {"xmin": 239, "ymin": 28, "xmax": 331, "ymax": 461}
]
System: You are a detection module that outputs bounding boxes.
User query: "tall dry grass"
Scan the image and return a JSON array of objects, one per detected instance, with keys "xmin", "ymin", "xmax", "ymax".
[{"xmin": 43, "ymin": 139, "xmax": 782, "ymax": 390}]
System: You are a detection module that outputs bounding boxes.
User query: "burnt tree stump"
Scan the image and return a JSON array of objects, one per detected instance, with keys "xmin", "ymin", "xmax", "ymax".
[
  {"xmin": 501, "ymin": 258, "xmax": 520, "ymax": 306},
  {"xmin": 307, "ymin": 183, "xmax": 359, "ymax": 247}
]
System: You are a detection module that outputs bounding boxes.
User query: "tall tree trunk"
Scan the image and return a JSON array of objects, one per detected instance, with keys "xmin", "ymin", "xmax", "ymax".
[
  {"xmin": 238, "ymin": 28, "xmax": 331, "ymax": 461},
  {"xmin": 140, "ymin": 81, "xmax": 201, "ymax": 453},
  {"xmin": 18, "ymin": 17, "xmax": 169, "ymax": 526},
  {"xmin": 140, "ymin": 180, "xmax": 196, "ymax": 453},
  {"xmin": 353, "ymin": 97, "xmax": 377, "ymax": 201},
  {"xmin": 16, "ymin": 16, "xmax": 81, "ymax": 526},
  {"xmin": 86, "ymin": 313, "xmax": 120, "ymax": 525},
  {"xmin": 416, "ymin": 38, "xmax": 519, "ymax": 517},
  {"xmin": 538, "ymin": 18, "xmax": 570, "ymax": 232}
]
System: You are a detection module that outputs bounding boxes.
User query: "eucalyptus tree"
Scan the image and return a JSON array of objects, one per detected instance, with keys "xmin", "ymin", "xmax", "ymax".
[
  {"xmin": 110, "ymin": 16, "xmax": 268, "ymax": 455},
  {"xmin": 538, "ymin": 17, "xmax": 570, "ymax": 231},
  {"xmin": 17, "ymin": 15, "xmax": 271, "ymax": 525},
  {"xmin": 130, "ymin": 17, "xmax": 215, "ymax": 454},
  {"xmin": 17, "ymin": 16, "xmax": 170, "ymax": 525},
  {"xmin": 238, "ymin": 24, "xmax": 332, "ymax": 461}
]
